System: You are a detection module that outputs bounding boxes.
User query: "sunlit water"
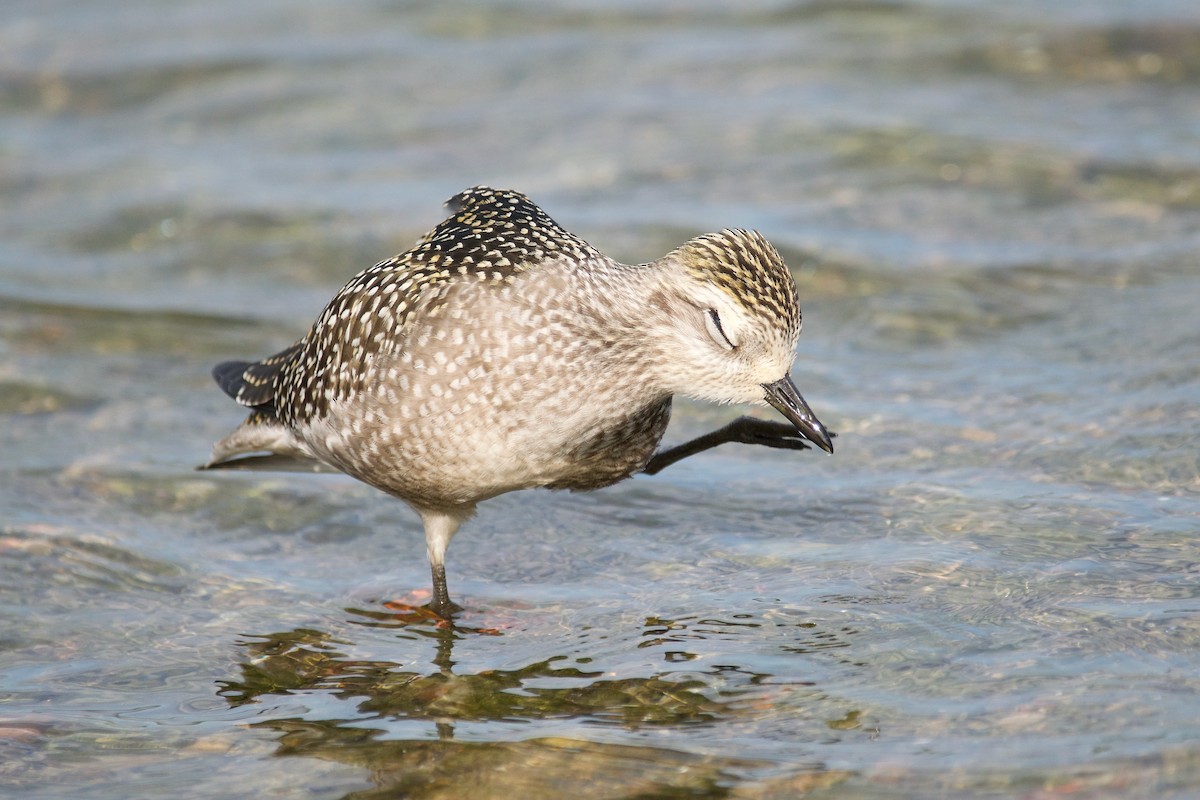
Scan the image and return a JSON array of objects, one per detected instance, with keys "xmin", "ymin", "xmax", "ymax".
[{"xmin": 2, "ymin": 1, "xmax": 1199, "ymax": 797}]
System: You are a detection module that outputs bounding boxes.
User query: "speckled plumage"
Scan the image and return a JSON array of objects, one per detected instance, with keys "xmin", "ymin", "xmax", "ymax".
[{"xmin": 208, "ymin": 187, "xmax": 831, "ymax": 615}]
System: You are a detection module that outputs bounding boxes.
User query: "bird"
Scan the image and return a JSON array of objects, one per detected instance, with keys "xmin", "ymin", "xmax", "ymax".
[{"xmin": 205, "ymin": 186, "xmax": 833, "ymax": 617}]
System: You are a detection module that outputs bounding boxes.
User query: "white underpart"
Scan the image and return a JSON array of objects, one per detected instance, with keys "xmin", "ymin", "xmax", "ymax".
[{"xmin": 419, "ymin": 505, "xmax": 474, "ymax": 569}]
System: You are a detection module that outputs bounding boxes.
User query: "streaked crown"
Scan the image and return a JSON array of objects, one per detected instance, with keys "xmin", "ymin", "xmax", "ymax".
[{"xmin": 674, "ymin": 229, "xmax": 801, "ymax": 341}]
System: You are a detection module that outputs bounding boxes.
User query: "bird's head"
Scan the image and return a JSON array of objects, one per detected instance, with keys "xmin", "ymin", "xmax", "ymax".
[{"xmin": 649, "ymin": 229, "xmax": 833, "ymax": 453}]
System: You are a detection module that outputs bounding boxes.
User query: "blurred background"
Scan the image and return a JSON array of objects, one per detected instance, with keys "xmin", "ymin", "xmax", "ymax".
[{"xmin": 2, "ymin": 1, "xmax": 1198, "ymax": 798}]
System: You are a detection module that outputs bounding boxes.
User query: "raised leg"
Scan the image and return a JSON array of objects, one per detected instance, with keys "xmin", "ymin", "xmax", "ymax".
[{"xmin": 642, "ymin": 416, "xmax": 831, "ymax": 476}]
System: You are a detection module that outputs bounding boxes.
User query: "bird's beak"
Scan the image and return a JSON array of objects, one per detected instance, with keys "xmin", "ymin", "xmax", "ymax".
[{"xmin": 762, "ymin": 376, "xmax": 834, "ymax": 454}]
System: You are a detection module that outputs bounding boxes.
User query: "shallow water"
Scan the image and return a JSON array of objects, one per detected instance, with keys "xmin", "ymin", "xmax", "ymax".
[{"xmin": 3, "ymin": 1, "xmax": 1199, "ymax": 797}]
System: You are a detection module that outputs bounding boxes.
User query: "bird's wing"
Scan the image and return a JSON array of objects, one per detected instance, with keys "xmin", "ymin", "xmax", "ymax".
[{"xmin": 215, "ymin": 187, "xmax": 602, "ymax": 423}]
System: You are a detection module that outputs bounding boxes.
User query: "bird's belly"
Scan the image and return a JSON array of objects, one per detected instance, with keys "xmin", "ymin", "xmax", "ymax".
[
  {"xmin": 290, "ymin": 282, "xmax": 672, "ymax": 507},
  {"xmin": 296, "ymin": 390, "xmax": 670, "ymax": 506}
]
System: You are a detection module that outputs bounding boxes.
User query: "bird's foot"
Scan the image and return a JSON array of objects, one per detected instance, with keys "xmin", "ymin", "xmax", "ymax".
[
  {"xmin": 424, "ymin": 597, "xmax": 464, "ymax": 619},
  {"xmin": 642, "ymin": 415, "xmax": 837, "ymax": 475},
  {"xmin": 381, "ymin": 599, "xmax": 450, "ymax": 625},
  {"xmin": 724, "ymin": 416, "xmax": 837, "ymax": 450},
  {"xmin": 722, "ymin": 416, "xmax": 817, "ymax": 450},
  {"xmin": 379, "ymin": 598, "xmax": 503, "ymax": 634}
]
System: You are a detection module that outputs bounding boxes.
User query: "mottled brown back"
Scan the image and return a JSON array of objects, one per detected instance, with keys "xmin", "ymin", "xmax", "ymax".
[{"xmin": 213, "ymin": 187, "xmax": 601, "ymax": 424}]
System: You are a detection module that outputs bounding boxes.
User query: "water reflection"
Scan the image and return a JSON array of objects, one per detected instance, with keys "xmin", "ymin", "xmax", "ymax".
[
  {"xmin": 219, "ymin": 608, "xmax": 860, "ymax": 798},
  {"xmin": 252, "ymin": 718, "xmax": 843, "ymax": 800},
  {"xmin": 225, "ymin": 618, "xmax": 747, "ymax": 731}
]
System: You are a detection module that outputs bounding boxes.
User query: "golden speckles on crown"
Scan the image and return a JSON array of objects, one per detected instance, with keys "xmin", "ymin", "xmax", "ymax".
[{"xmin": 676, "ymin": 229, "xmax": 801, "ymax": 339}]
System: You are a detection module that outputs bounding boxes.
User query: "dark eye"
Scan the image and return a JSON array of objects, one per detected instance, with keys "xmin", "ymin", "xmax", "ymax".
[{"xmin": 704, "ymin": 308, "xmax": 736, "ymax": 350}]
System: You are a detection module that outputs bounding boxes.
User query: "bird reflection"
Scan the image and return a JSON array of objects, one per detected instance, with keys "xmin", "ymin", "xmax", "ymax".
[
  {"xmin": 220, "ymin": 611, "xmax": 731, "ymax": 736},
  {"xmin": 217, "ymin": 607, "xmax": 861, "ymax": 798}
]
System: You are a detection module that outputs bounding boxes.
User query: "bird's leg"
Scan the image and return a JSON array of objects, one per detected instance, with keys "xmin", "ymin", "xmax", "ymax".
[
  {"xmin": 642, "ymin": 415, "xmax": 826, "ymax": 476},
  {"xmin": 418, "ymin": 507, "xmax": 471, "ymax": 618},
  {"xmin": 429, "ymin": 562, "xmax": 464, "ymax": 617}
]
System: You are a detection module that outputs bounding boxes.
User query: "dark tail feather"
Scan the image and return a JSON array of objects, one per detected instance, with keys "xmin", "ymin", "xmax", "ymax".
[
  {"xmin": 213, "ymin": 360, "xmax": 253, "ymax": 400},
  {"xmin": 211, "ymin": 340, "xmax": 304, "ymax": 407}
]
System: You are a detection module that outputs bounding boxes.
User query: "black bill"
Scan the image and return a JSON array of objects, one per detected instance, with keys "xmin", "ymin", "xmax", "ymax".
[{"xmin": 762, "ymin": 376, "xmax": 834, "ymax": 454}]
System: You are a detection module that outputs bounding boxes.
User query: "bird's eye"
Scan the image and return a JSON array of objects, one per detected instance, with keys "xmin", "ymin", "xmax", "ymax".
[{"xmin": 704, "ymin": 308, "xmax": 736, "ymax": 350}]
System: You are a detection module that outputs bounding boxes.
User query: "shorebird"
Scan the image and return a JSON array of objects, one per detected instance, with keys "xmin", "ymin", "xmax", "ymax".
[{"xmin": 206, "ymin": 187, "xmax": 833, "ymax": 616}]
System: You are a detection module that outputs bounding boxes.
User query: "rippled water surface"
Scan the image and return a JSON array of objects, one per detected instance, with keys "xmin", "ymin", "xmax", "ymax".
[{"xmin": 3, "ymin": 1, "xmax": 1199, "ymax": 797}]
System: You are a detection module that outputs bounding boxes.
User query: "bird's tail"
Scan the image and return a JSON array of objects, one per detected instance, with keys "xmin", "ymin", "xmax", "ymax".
[
  {"xmin": 200, "ymin": 408, "xmax": 332, "ymax": 473},
  {"xmin": 212, "ymin": 340, "xmax": 304, "ymax": 407},
  {"xmin": 206, "ymin": 340, "xmax": 335, "ymax": 472}
]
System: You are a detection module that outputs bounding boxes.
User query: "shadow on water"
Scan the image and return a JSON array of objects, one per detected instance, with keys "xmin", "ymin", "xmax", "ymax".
[{"xmin": 217, "ymin": 608, "xmax": 860, "ymax": 799}]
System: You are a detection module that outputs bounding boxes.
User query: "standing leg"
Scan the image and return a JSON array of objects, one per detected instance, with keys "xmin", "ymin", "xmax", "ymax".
[{"xmin": 418, "ymin": 506, "xmax": 474, "ymax": 617}]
